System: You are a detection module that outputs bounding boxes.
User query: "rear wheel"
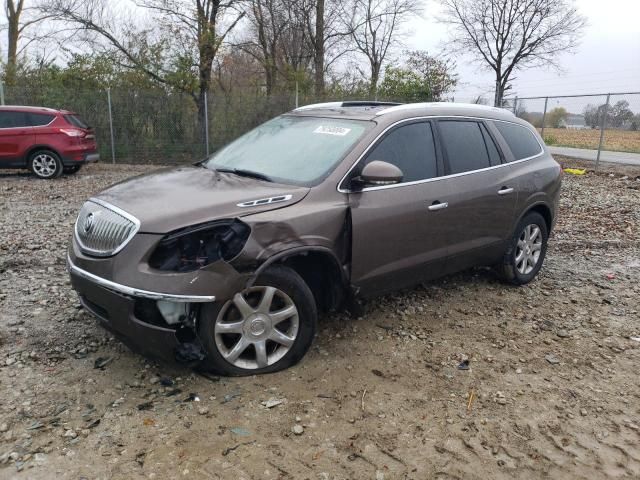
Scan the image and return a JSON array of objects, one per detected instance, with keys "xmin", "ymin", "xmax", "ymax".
[
  {"xmin": 499, "ymin": 211, "xmax": 549, "ymax": 285},
  {"xmin": 63, "ymin": 164, "xmax": 82, "ymax": 174},
  {"xmin": 198, "ymin": 265, "xmax": 317, "ymax": 376},
  {"xmin": 29, "ymin": 150, "xmax": 63, "ymax": 179}
]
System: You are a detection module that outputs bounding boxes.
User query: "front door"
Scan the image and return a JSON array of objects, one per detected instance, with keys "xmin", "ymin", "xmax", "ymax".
[
  {"xmin": 0, "ymin": 111, "xmax": 33, "ymax": 167},
  {"xmin": 347, "ymin": 121, "xmax": 450, "ymax": 296}
]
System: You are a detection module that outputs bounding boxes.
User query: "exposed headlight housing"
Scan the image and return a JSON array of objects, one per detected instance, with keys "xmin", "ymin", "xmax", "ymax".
[{"xmin": 149, "ymin": 219, "xmax": 250, "ymax": 272}]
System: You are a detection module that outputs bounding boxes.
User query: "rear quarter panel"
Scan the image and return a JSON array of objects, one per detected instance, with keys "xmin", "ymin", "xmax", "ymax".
[{"xmin": 510, "ymin": 151, "xmax": 562, "ymax": 230}]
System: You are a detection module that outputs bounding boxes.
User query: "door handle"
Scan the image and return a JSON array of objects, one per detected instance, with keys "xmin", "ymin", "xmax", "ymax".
[
  {"xmin": 428, "ymin": 201, "xmax": 448, "ymax": 211},
  {"xmin": 498, "ymin": 187, "xmax": 514, "ymax": 195}
]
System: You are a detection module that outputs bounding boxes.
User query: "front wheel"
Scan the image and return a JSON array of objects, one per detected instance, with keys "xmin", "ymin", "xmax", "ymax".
[
  {"xmin": 29, "ymin": 150, "xmax": 63, "ymax": 179},
  {"xmin": 198, "ymin": 265, "xmax": 317, "ymax": 376},
  {"xmin": 499, "ymin": 212, "xmax": 549, "ymax": 285}
]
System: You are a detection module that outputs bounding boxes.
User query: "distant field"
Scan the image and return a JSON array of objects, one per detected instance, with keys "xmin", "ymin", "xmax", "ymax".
[{"xmin": 539, "ymin": 128, "xmax": 640, "ymax": 154}]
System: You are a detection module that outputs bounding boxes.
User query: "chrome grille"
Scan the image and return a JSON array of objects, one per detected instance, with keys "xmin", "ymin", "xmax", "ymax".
[{"xmin": 75, "ymin": 200, "xmax": 140, "ymax": 257}]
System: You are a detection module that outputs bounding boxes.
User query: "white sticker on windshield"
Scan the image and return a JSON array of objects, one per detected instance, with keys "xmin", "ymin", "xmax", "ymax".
[{"xmin": 313, "ymin": 125, "xmax": 351, "ymax": 136}]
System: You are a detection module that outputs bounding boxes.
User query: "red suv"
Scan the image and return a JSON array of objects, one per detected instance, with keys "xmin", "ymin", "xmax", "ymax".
[{"xmin": 0, "ymin": 106, "xmax": 100, "ymax": 179}]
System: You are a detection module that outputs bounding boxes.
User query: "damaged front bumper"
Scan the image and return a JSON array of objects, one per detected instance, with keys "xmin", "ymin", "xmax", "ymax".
[
  {"xmin": 66, "ymin": 248, "xmax": 241, "ymax": 364},
  {"xmin": 68, "ymin": 257, "xmax": 216, "ymax": 303}
]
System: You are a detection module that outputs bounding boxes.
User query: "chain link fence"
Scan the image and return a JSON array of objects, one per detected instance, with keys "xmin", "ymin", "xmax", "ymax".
[
  {"xmin": 2, "ymin": 83, "xmax": 639, "ymax": 167},
  {"xmin": 513, "ymin": 92, "xmax": 640, "ymax": 168},
  {"xmin": 0, "ymin": 84, "xmax": 308, "ymax": 164}
]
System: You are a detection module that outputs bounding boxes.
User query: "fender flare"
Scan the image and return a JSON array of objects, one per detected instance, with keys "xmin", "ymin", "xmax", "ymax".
[{"xmin": 246, "ymin": 246, "xmax": 348, "ymax": 288}]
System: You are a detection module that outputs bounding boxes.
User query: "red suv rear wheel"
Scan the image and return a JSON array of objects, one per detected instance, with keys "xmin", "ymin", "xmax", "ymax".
[{"xmin": 29, "ymin": 150, "xmax": 63, "ymax": 179}]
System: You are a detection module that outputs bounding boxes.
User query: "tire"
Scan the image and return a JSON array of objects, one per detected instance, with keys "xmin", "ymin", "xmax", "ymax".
[
  {"xmin": 63, "ymin": 164, "xmax": 82, "ymax": 174},
  {"xmin": 499, "ymin": 211, "xmax": 549, "ymax": 285},
  {"xmin": 198, "ymin": 265, "xmax": 317, "ymax": 376},
  {"xmin": 29, "ymin": 150, "xmax": 63, "ymax": 179}
]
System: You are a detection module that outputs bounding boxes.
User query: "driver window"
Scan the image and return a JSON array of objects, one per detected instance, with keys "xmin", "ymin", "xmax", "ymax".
[{"xmin": 360, "ymin": 122, "xmax": 437, "ymax": 183}]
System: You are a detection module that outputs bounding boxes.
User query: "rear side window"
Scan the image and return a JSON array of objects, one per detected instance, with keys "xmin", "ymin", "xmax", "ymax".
[
  {"xmin": 0, "ymin": 111, "xmax": 29, "ymax": 128},
  {"xmin": 64, "ymin": 114, "xmax": 90, "ymax": 129},
  {"xmin": 362, "ymin": 122, "xmax": 437, "ymax": 182},
  {"xmin": 29, "ymin": 113, "xmax": 55, "ymax": 126},
  {"xmin": 493, "ymin": 121, "xmax": 542, "ymax": 160},
  {"xmin": 438, "ymin": 120, "xmax": 491, "ymax": 174}
]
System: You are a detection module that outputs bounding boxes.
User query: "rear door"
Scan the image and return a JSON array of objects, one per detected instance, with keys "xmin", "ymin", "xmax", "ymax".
[
  {"xmin": 0, "ymin": 111, "xmax": 33, "ymax": 167},
  {"xmin": 347, "ymin": 120, "xmax": 451, "ymax": 295},
  {"xmin": 434, "ymin": 118, "xmax": 519, "ymax": 273}
]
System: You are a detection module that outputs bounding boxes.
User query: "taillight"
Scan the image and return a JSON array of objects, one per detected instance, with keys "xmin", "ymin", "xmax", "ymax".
[{"xmin": 59, "ymin": 128, "xmax": 85, "ymax": 137}]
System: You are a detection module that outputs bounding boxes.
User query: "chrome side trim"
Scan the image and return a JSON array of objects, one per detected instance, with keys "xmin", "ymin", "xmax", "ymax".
[
  {"xmin": 237, "ymin": 194, "xmax": 293, "ymax": 207},
  {"xmin": 337, "ymin": 115, "xmax": 544, "ymax": 193},
  {"xmin": 74, "ymin": 198, "xmax": 141, "ymax": 257},
  {"xmin": 67, "ymin": 255, "xmax": 216, "ymax": 303}
]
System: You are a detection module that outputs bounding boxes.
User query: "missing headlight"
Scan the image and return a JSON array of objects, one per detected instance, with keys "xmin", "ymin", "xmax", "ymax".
[{"xmin": 149, "ymin": 219, "xmax": 250, "ymax": 272}]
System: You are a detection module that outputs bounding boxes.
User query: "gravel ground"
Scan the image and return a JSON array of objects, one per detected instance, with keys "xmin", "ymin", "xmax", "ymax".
[{"xmin": 0, "ymin": 159, "xmax": 639, "ymax": 480}]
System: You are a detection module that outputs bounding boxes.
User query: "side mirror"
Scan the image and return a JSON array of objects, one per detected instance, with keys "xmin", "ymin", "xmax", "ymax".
[{"xmin": 354, "ymin": 160, "xmax": 403, "ymax": 187}]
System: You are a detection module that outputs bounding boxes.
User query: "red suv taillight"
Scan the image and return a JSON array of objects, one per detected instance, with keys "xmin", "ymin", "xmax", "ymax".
[{"xmin": 59, "ymin": 128, "xmax": 86, "ymax": 137}]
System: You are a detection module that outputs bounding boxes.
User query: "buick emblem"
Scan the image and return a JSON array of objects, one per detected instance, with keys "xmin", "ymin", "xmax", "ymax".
[{"xmin": 84, "ymin": 212, "xmax": 95, "ymax": 234}]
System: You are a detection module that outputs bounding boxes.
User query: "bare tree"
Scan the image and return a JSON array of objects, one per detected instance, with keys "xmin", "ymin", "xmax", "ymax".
[
  {"xmin": 440, "ymin": 0, "xmax": 586, "ymax": 107},
  {"xmin": 240, "ymin": 0, "xmax": 300, "ymax": 95},
  {"xmin": 346, "ymin": 0, "xmax": 419, "ymax": 98},
  {"xmin": 41, "ymin": 0, "xmax": 244, "ymax": 127},
  {"xmin": 297, "ymin": 0, "xmax": 352, "ymax": 96},
  {"xmin": 3, "ymin": 0, "xmax": 52, "ymax": 84}
]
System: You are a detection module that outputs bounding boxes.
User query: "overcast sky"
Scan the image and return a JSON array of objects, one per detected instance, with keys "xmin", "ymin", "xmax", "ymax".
[{"xmin": 408, "ymin": 0, "xmax": 640, "ymax": 106}]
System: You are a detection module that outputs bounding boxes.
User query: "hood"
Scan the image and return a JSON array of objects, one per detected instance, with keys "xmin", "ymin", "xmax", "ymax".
[{"xmin": 94, "ymin": 166, "xmax": 310, "ymax": 233}]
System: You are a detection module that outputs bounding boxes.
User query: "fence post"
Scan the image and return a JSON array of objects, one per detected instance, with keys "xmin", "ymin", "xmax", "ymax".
[
  {"xmin": 512, "ymin": 96, "xmax": 518, "ymax": 114},
  {"xmin": 204, "ymin": 91, "xmax": 210, "ymax": 155},
  {"xmin": 0, "ymin": 81, "xmax": 5, "ymax": 105},
  {"xmin": 595, "ymin": 93, "xmax": 611, "ymax": 171},
  {"xmin": 540, "ymin": 97, "xmax": 549, "ymax": 139},
  {"xmin": 295, "ymin": 80, "xmax": 299, "ymax": 109},
  {"xmin": 106, "ymin": 88, "xmax": 116, "ymax": 164}
]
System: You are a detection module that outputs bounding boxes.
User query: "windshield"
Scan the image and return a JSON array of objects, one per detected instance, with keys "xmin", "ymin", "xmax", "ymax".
[{"xmin": 204, "ymin": 115, "xmax": 371, "ymax": 186}]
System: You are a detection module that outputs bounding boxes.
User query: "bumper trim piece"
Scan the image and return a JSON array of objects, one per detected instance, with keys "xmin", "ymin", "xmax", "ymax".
[{"xmin": 67, "ymin": 255, "xmax": 216, "ymax": 303}]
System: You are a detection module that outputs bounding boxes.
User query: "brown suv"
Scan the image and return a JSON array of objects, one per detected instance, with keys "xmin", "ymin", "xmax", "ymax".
[{"xmin": 68, "ymin": 102, "xmax": 561, "ymax": 375}]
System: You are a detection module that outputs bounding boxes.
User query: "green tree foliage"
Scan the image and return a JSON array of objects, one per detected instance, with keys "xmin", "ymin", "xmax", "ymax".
[
  {"xmin": 546, "ymin": 107, "xmax": 568, "ymax": 128},
  {"xmin": 378, "ymin": 51, "xmax": 457, "ymax": 102}
]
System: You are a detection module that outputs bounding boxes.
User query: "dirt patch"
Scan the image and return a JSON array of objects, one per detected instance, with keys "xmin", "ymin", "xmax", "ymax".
[{"xmin": 1, "ymin": 163, "xmax": 639, "ymax": 479}]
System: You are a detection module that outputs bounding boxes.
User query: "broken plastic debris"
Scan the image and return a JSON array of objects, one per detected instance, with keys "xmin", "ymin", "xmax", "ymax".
[
  {"xmin": 629, "ymin": 336, "xmax": 640, "ymax": 342},
  {"xmin": 261, "ymin": 398, "xmax": 284, "ymax": 409},
  {"xmin": 230, "ymin": 427, "xmax": 251, "ymax": 436},
  {"xmin": 458, "ymin": 359, "xmax": 470, "ymax": 370},
  {"xmin": 563, "ymin": 168, "xmax": 586, "ymax": 175},
  {"xmin": 184, "ymin": 393, "xmax": 200, "ymax": 402},
  {"xmin": 93, "ymin": 356, "xmax": 113, "ymax": 369}
]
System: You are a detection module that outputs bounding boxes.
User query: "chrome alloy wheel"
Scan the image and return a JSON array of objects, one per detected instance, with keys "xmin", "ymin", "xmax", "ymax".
[
  {"xmin": 515, "ymin": 224, "xmax": 543, "ymax": 275},
  {"xmin": 214, "ymin": 286, "xmax": 299, "ymax": 369},
  {"xmin": 32, "ymin": 153, "xmax": 58, "ymax": 178}
]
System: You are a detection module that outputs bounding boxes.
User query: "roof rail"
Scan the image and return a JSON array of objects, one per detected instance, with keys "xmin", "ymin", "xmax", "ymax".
[
  {"xmin": 294, "ymin": 100, "xmax": 402, "ymax": 112},
  {"xmin": 375, "ymin": 102, "xmax": 515, "ymax": 116}
]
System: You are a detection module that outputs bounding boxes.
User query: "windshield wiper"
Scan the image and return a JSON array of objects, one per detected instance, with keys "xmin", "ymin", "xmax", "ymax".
[{"xmin": 215, "ymin": 167, "xmax": 273, "ymax": 182}]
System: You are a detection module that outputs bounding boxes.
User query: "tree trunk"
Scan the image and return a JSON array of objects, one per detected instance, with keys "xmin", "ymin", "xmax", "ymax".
[
  {"xmin": 5, "ymin": 2, "xmax": 22, "ymax": 86},
  {"xmin": 369, "ymin": 62, "xmax": 380, "ymax": 99},
  {"xmin": 493, "ymin": 76, "xmax": 503, "ymax": 107},
  {"xmin": 314, "ymin": 0, "xmax": 325, "ymax": 98}
]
